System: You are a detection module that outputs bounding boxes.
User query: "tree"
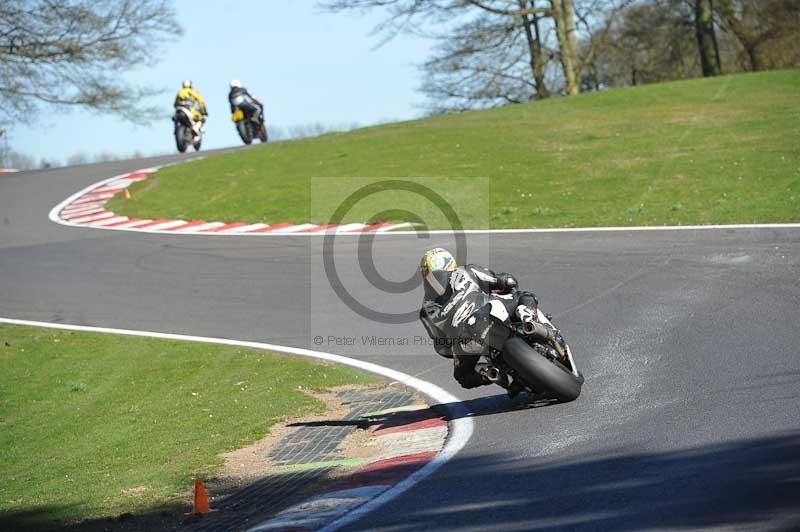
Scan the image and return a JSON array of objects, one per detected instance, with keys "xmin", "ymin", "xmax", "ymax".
[
  {"xmin": 420, "ymin": 8, "xmax": 551, "ymax": 112},
  {"xmin": 66, "ymin": 151, "xmax": 90, "ymax": 166},
  {"xmin": 715, "ymin": 0, "xmax": 800, "ymax": 71},
  {"xmin": 588, "ymin": 0, "xmax": 701, "ymax": 87},
  {"xmin": 7, "ymin": 149, "xmax": 36, "ymax": 170},
  {"xmin": 322, "ymin": 0, "xmax": 635, "ymax": 111},
  {"xmin": 549, "ymin": 0, "xmax": 581, "ymax": 94},
  {"xmin": 322, "ymin": 1, "xmax": 555, "ymax": 110},
  {"xmin": 694, "ymin": 0, "xmax": 721, "ymax": 75},
  {"xmin": 0, "ymin": 0, "xmax": 181, "ymax": 125}
]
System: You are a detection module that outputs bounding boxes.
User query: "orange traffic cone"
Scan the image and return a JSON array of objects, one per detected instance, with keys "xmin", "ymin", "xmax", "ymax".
[
  {"xmin": 123, "ymin": 189, "xmax": 131, "ymax": 200},
  {"xmin": 187, "ymin": 480, "xmax": 218, "ymax": 516}
]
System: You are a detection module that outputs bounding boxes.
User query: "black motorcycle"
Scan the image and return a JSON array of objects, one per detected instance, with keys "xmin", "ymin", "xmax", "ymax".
[
  {"xmin": 463, "ymin": 292, "xmax": 584, "ymax": 402},
  {"xmin": 231, "ymin": 100, "xmax": 267, "ymax": 145}
]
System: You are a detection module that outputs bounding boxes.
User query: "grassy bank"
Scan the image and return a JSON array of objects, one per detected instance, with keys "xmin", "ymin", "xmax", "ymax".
[
  {"xmin": 109, "ymin": 70, "xmax": 800, "ymax": 229},
  {"xmin": 0, "ymin": 324, "xmax": 373, "ymax": 529}
]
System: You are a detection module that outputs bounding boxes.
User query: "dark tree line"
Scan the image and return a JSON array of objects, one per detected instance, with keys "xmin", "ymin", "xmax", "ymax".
[
  {"xmin": 589, "ymin": 0, "xmax": 800, "ymax": 89},
  {"xmin": 322, "ymin": 0, "xmax": 800, "ymax": 112}
]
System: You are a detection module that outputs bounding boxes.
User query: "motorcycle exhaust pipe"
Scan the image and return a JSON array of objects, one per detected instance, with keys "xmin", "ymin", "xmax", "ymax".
[
  {"xmin": 522, "ymin": 320, "xmax": 567, "ymax": 359},
  {"xmin": 483, "ymin": 366, "xmax": 503, "ymax": 383},
  {"xmin": 522, "ymin": 320, "xmax": 557, "ymax": 341}
]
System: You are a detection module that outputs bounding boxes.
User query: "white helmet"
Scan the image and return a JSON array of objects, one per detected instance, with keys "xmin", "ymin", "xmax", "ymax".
[
  {"xmin": 230, "ymin": 79, "xmax": 242, "ymax": 89},
  {"xmin": 182, "ymin": 80, "xmax": 192, "ymax": 88}
]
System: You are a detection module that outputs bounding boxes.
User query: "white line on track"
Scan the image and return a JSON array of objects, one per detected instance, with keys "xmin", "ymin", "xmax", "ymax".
[
  {"xmin": 48, "ymin": 165, "xmax": 800, "ymax": 236},
  {"xmin": 0, "ymin": 317, "xmax": 473, "ymax": 531},
  {"xmin": 225, "ymin": 223, "xmax": 269, "ymax": 233},
  {"xmin": 175, "ymin": 222, "xmax": 226, "ymax": 232}
]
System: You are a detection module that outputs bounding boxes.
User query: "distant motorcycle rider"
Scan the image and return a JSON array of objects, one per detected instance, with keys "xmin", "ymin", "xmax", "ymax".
[
  {"xmin": 174, "ymin": 80, "xmax": 207, "ymax": 134},
  {"xmin": 419, "ymin": 248, "xmax": 539, "ymax": 390},
  {"xmin": 228, "ymin": 80, "xmax": 264, "ymax": 124}
]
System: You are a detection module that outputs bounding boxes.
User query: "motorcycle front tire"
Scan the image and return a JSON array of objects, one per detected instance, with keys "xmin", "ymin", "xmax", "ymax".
[{"xmin": 503, "ymin": 336, "xmax": 583, "ymax": 402}]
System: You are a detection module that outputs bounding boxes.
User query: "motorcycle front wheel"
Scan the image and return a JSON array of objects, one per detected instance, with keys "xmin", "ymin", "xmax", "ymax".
[
  {"xmin": 258, "ymin": 123, "xmax": 268, "ymax": 143},
  {"xmin": 503, "ymin": 337, "xmax": 583, "ymax": 402}
]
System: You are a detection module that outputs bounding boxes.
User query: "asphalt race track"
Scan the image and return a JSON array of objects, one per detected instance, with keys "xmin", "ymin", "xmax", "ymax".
[{"xmin": 2, "ymin": 155, "xmax": 799, "ymax": 531}]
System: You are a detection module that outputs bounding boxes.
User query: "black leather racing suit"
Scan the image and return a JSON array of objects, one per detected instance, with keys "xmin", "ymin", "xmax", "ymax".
[
  {"xmin": 229, "ymin": 87, "xmax": 263, "ymax": 123},
  {"xmin": 419, "ymin": 265, "xmax": 538, "ymax": 389}
]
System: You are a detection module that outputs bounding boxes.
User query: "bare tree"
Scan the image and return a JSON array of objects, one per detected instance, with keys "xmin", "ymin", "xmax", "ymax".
[
  {"xmin": 8, "ymin": 149, "xmax": 36, "ymax": 169},
  {"xmin": 589, "ymin": 0, "xmax": 700, "ymax": 87},
  {"xmin": 0, "ymin": 0, "xmax": 181, "ymax": 125},
  {"xmin": 322, "ymin": 0, "xmax": 634, "ymax": 111},
  {"xmin": 715, "ymin": 0, "xmax": 800, "ymax": 71},
  {"xmin": 66, "ymin": 151, "xmax": 90, "ymax": 166},
  {"xmin": 694, "ymin": 0, "xmax": 721, "ymax": 75},
  {"xmin": 420, "ymin": 9, "xmax": 552, "ymax": 112},
  {"xmin": 548, "ymin": 0, "xmax": 580, "ymax": 94}
]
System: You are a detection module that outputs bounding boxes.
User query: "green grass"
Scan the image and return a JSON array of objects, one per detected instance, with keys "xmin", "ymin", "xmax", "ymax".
[
  {"xmin": 109, "ymin": 70, "xmax": 800, "ymax": 228},
  {"xmin": 0, "ymin": 324, "xmax": 374, "ymax": 529}
]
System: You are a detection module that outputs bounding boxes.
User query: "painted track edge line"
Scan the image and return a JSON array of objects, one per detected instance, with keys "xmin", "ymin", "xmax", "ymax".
[
  {"xmin": 48, "ymin": 166, "xmax": 800, "ymax": 237},
  {"xmin": 0, "ymin": 317, "xmax": 473, "ymax": 532}
]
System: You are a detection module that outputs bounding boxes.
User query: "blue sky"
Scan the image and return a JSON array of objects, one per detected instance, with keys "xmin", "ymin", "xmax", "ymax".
[{"xmin": 10, "ymin": 1, "xmax": 431, "ymax": 163}]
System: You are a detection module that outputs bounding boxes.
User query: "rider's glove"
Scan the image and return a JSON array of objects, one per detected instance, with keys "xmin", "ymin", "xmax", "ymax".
[{"xmin": 496, "ymin": 273, "xmax": 518, "ymax": 293}]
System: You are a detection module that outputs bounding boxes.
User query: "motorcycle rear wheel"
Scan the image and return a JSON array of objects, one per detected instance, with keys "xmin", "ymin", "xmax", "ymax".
[
  {"xmin": 258, "ymin": 123, "xmax": 268, "ymax": 143},
  {"xmin": 175, "ymin": 126, "xmax": 189, "ymax": 153},
  {"xmin": 503, "ymin": 337, "xmax": 583, "ymax": 402},
  {"xmin": 236, "ymin": 121, "xmax": 253, "ymax": 145}
]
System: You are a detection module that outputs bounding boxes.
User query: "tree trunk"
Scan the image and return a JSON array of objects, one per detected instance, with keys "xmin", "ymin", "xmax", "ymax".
[
  {"xmin": 695, "ymin": 0, "xmax": 721, "ymax": 76},
  {"xmin": 519, "ymin": 0, "xmax": 550, "ymax": 99},
  {"xmin": 745, "ymin": 44, "xmax": 762, "ymax": 71},
  {"xmin": 550, "ymin": 0, "xmax": 580, "ymax": 95}
]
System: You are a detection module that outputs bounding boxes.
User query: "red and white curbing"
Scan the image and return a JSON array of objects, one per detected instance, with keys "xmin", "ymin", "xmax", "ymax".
[
  {"xmin": 50, "ymin": 167, "xmax": 416, "ymax": 236},
  {"xmin": 0, "ymin": 168, "xmax": 20, "ymax": 174},
  {"xmin": 249, "ymin": 405, "xmax": 448, "ymax": 532}
]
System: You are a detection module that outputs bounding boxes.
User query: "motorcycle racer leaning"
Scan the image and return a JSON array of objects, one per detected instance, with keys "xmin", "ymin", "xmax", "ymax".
[
  {"xmin": 228, "ymin": 80, "xmax": 264, "ymax": 124},
  {"xmin": 174, "ymin": 80, "xmax": 207, "ymax": 133},
  {"xmin": 419, "ymin": 248, "xmax": 539, "ymax": 391}
]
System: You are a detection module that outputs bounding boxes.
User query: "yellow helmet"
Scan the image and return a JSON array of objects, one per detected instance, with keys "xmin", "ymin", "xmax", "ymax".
[{"xmin": 420, "ymin": 248, "xmax": 457, "ymax": 279}]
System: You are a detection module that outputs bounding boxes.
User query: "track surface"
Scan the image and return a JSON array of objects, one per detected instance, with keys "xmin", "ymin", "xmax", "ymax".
[{"xmin": 2, "ymin": 155, "xmax": 799, "ymax": 531}]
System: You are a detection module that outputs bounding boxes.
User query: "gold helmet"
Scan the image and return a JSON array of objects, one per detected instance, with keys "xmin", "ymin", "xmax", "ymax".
[{"xmin": 420, "ymin": 248, "xmax": 457, "ymax": 279}]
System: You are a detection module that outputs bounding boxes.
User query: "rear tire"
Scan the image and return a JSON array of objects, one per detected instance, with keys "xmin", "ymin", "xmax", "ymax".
[
  {"xmin": 503, "ymin": 337, "xmax": 583, "ymax": 402},
  {"xmin": 175, "ymin": 125, "xmax": 188, "ymax": 153},
  {"xmin": 258, "ymin": 123, "xmax": 268, "ymax": 143}
]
